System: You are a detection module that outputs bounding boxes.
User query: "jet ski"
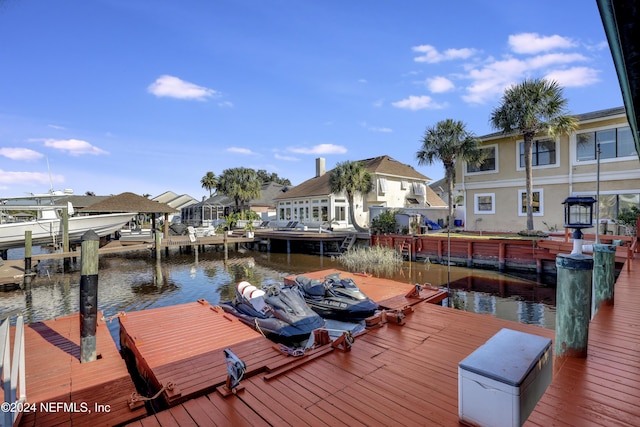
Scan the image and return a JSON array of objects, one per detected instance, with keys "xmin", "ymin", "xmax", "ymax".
[
  {"xmin": 220, "ymin": 281, "xmax": 325, "ymax": 345},
  {"xmin": 292, "ymin": 273, "xmax": 379, "ymax": 321}
]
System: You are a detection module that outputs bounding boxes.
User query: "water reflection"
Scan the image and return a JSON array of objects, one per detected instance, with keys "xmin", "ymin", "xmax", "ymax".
[{"xmin": 1, "ymin": 249, "xmax": 556, "ymax": 344}]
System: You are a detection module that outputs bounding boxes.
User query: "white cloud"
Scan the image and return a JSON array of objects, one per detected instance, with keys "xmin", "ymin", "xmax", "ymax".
[
  {"xmin": 42, "ymin": 139, "xmax": 108, "ymax": 156},
  {"xmin": 358, "ymin": 79, "xmax": 368, "ymax": 84},
  {"xmin": 359, "ymin": 121, "xmax": 392, "ymax": 133},
  {"xmin": 48, "ymin": 124, "xmax": 66, "ymax": 130},
  {"xmin": 527, "ymin": 52, "xmax": 587, "ymax": 69},
  {"xmin": 413, "ymin": 45, "xmax": 476, "ymax": 63},
  {"xmin": 274, "ymin": 153, "xmax": 299, "ymax": 161},
  {"xmin": 218, "ymin": 101, "xmax": 234, "ymax": 108},
  {"xmin": 461, "ymin": 52, "xmax": 590, "ymax": 104},
  {"xmin": 0, "ymin": 147, "xmax": 43, "ymax": 161},
  {"xmin": 392, "ymin": 95, "xmax": 444, "ymax": 111},
  {"xmin": 289, "ymin": 144, "xmax": 347, "ymax": 155},
  {"xmin": 226, "ymin": 147, "xmax": 255, "ymax": 155},
  {"xmin": 509, "ymin": 33, "xmax": 576, "ymax": 54},
  {"xmin": 147, "ymin": 75, "xmax": 216, "ymax": 100},
  {"xmin": 545, "ymin": 67, "xmax": 600, "ymax": 87},
  {"xmin": 426, "ymin": 76, "xmax": 455, "ymax": 93},
  {"xmin": 0, "ymin": 169, "xmax": 60, "ymax": 185},
  {"xmin": 369, "ymin": 127, "xmax": 392, "ymax": 133}
]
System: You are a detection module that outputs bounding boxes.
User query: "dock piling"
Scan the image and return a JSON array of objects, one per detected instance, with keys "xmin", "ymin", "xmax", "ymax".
[
  {"xmin": 79, "ymin": 230, "xmax": 99, "ymax": 363},
  {"xmin": 555, "ymin": 253, "xmax": 593, "ymax": 358},
  {"xmin": 593, "ymin": 244, "xmax": 615, "ymax": 316},
  {"xmin": 24, "ymin": 230, "xmax": 32, "ymax": 276},
  {"xmin": 154, "ymin": 231, "xmax": 162, "ymax": 259}
]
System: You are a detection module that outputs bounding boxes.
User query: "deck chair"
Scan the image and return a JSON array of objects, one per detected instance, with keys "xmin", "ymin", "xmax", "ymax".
[{"xmin": 187, "ymin": 226, "xmax": 197, "ymax": 243}]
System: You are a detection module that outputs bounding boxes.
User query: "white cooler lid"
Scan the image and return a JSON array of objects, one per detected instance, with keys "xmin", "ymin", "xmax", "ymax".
[{"xmin": 459, "ymin": 328, "xmax": 552, "ymax": 387}]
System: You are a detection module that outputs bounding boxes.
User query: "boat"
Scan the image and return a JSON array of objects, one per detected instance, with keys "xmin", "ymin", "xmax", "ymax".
[
  {"xmin": 292, "ymin": 272, "xmax": 379, "ymax": 321},
  {"xmin": 219, "ymin": 281, "xmax": 325, "ymax": 345},
  {"xmin": 0, "ymin": 203, "xmax": 135, "ymax": 251},
  {"xmin": 118, "ymin": 228, "xmax": 154, "ymax": 245}
]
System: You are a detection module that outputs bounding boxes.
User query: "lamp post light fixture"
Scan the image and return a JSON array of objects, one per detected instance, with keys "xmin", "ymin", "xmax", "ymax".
[{"xmin": 563, "ymin": 196, "xmax": 597, "ymax": 255}]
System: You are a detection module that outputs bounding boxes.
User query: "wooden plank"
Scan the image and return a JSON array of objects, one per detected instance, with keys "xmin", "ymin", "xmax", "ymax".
[{"xmin": 15, "ymin": 313, "xmax": 147, "ymax": 427}]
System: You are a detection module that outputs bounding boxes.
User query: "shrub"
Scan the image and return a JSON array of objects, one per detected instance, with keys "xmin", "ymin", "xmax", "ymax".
[
  {"xmin": 371, "ymin": 210, "xmax": 399, "ymax": 234},
  {"xmin": 617, "ymin": 206, "xmax": 640, "ymax": 226}
]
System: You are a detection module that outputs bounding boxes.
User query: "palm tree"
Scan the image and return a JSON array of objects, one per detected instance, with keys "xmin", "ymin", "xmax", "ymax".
[
  {"xmin": 416, "ymin": 119, "xmax": 485, "ymax": 230},
  {"xmin": 217, "ymin": 167, "xmax": 261, "ymax": 211},
  {"xmin": 200, "ymin": 171, "xmax": 218, "ymax": 198},
  {"xmin": 329, "ymin": 161, "xmax": 373, "ymax": 232},
  {"xmin": 490, "ymin": 78, "xmax": 577, "ymax": 231}
]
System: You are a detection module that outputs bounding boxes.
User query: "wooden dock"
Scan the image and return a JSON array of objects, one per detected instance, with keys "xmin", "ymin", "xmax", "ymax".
[
  {"xmin": 121, "ymin": 260, "xmax": 640, "ymax": 426},
  {"xmin": 15, "ymin": 313, "xmax": 147, "ymax": 426},
  {"xmin": 372, "ymin": 231, "xmax": 637, "ymax": 274},
  {"xmin": 117, "ymin": 271, "xmax": 446, "ymax": 409},
  {"xmin": 7, "ymin": 253, "xmax": 640, "ymax": 425}
]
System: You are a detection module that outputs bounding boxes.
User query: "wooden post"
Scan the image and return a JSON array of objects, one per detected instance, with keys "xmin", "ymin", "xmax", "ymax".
[
  {"xmin": 467, "ymin": 242, "xmax": 473, "ymax": 268},
  {"xmin": 62, "ymin": 207, "xmax": 70, "ymax": 271},
  {"xmin": 555, "ymin": 254, "xmax": 593, "ymax": 358},
  {"xmin": 79, "ymin": 230, "xmax": 99, "ymax": 363},
  {"xmin": 592, "ymin": 244, "xmax": 615, "ymax": 317},
  {"xmin": 24, "ymin": 230, "xmax": 32, "ymax": 275},
  {"xmin": 154, "ymin": 258, "xmax": 164, "ymax": 286},
  {"xmin": 411, "ymin": 238, "xmax": 416, "ymax": 262},
  {"xmin": 154, "ymin": 231, "xmax": 162, "ymax": 260},
  {"xmin": 223, "ymin": 230, "xmax": 228, "ymax": 262},
  {"xmin": 498, "ymin": 243, "xmax": 506, "ymax": 272}
]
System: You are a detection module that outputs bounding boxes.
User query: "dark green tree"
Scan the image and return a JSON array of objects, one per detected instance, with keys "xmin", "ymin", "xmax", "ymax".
[
  {"xmin": 200, "ymin": 171, "xmax": 218, "ymax": 198},
  {"xmin": 256, "ymin": 169, "xmax": 292, "ymax": 186},
  {"xmin": 416, "ymin": 119, "xmax": 485, "ymax": 230},
  {"xmin": 217, "ymin": 167, "xmax": 262, "ymax": 211},
  {"xmin": 490, "ymin": 78, "xmax": 577, "ymax": 230},
  {"xmin": 329, "ymin": 160, "xmax": 373, "ymax": 232}
]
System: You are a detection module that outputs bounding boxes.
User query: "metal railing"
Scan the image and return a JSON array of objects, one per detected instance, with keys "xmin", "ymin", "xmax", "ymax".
[{"xmin": 1, "ymin": 313, "xmax": 26, "ymax": 427}]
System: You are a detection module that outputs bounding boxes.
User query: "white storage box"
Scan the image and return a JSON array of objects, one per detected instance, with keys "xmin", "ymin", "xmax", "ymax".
[{"xmin": 458, "ymin": 328, "xmax": 552, "ymax": 427}]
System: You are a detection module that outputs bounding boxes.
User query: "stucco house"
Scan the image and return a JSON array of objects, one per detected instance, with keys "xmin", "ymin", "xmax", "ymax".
[
  {"xmin": 273, "ymin": 155, "xmax": 447, "ymax": 230},
  {"xmin": 456, "ymin": 106, "xmax": 640, "ymax": 234}
]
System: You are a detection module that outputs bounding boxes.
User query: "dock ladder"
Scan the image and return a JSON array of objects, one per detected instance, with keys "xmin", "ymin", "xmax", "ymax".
[
  {"xmin": 340, "ymin": 233, "xmax": 357, "ymax": 253},
  {"xmin": 1, "ymin": 312, "xmax": 26, "ymax": 427}
]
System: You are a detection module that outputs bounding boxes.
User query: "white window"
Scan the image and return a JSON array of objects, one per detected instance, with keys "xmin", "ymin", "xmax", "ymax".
[
  {"xmin": 474, "ymin": 193, "xmax": 495, "ymax": 214},
  {"xmin": 517, "ymin": 139, "xmax": 558, "ymax": 170},
  {"xmin": 401, "ymin": 180, "xmax": 409, "ymax": 190},
  {"xmin": 378, "ymin": 177, "xmax": 387, "ymax": 194},
  {"xmin": 576, "ymin": 125, "xmax": 636, "ymax": 161},
  {"xmin": 413, "ymin": 182, "xmax": 426, "ymax": 195},
  {"xmin": 518, "ymin": 189, "xmax": 544, "ymax": 216},
  {"xmin": 467, "ymin": 144, "xmax": 498, "ymax": 174}
]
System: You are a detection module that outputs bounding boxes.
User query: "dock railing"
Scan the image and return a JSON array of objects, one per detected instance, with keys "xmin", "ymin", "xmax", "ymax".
[{"xmin": 1, "ymin": 313, "xmax": 26, "ymax": 427}]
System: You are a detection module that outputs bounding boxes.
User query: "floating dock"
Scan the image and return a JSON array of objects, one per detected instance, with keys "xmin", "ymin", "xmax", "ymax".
[
  {"xmin": 9, "ymin": 262, "xmax": 640, "ymax": 426},
  {"xmin": 15, "ymin": 313, "xmax": 147, "ymax": 426}
]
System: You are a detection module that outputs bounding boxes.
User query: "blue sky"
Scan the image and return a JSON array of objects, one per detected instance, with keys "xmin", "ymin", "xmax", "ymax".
[{"xmin": 0, "ymin": 0, "xmax": 624, "ymax": 200}]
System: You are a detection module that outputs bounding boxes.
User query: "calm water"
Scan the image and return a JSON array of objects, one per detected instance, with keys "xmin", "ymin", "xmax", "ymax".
[{"xmin": 0, "ymin": 247, "xmax": 556, "ymax": 345}]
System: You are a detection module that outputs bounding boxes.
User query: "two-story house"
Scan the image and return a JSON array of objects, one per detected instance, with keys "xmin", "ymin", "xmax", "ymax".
[
  {"xmin": 273, "ymin": 155, "xmax": 447, "ymax": 230},
  {"xmin": 457, "ymin": 106, "xmax": 640, "ymax": 233}
]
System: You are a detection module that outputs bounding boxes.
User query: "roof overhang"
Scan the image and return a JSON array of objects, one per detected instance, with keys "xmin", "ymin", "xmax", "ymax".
[{"xmin": 597, "ymin": 0, "xmax": 640, "ymax": 155}]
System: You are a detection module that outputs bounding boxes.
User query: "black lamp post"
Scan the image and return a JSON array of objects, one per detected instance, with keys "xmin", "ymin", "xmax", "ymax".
[{"xmin": 562, "ymin": 196, "xmax": 596, "ymax": 255}]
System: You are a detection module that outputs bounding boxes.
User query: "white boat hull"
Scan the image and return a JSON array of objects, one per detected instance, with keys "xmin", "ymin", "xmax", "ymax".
[{"xmin": 0, "ymin": 212, "xmax": 135, "ymax": 251}]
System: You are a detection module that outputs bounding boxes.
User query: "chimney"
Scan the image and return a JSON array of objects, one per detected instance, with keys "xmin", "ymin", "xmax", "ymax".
[{"xmin": 316, "ymin": 157, "xmax": 326, "ymax": 177}]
